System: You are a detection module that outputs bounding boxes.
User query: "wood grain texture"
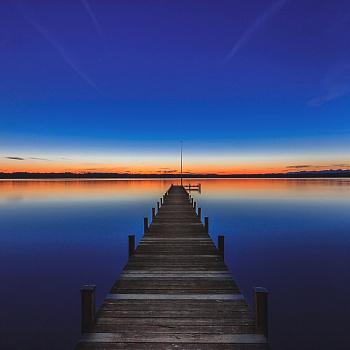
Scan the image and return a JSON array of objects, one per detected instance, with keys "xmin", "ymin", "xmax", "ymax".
[{"xmin": 75, "ymin": 185, "xmax": 271, "ymax": 349}]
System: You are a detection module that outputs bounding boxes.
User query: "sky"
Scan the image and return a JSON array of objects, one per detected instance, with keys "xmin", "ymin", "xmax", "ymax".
[{"xmin": 1, "ymin": 0, "xmax": 350, "ymax": 175}]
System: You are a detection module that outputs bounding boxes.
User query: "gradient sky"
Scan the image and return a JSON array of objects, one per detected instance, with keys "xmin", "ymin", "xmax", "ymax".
[{"xmin": 1, "ymin": 0, "xmax": 350, "ymax": 174}]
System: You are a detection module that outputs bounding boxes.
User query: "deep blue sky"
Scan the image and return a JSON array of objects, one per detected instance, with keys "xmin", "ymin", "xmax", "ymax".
[{"xmin": 1, "ymin": 0, "xmax": 349, "ymax": 173}]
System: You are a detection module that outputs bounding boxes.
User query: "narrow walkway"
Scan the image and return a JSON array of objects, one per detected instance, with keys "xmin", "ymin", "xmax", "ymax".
[{"xmin": 75, "ymin": 185, "xmax": 271, "ymax": 349}]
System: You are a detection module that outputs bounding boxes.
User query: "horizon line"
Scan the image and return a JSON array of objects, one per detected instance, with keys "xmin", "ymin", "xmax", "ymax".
[{"xmin": 1, "ymin": 169, "xmax": 350, "ymax": 179}]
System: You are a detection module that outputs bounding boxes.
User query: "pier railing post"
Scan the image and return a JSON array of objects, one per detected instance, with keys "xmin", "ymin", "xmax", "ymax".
[
  {"xmin": 152, "ymin": 207, "xmax": 155, "ymax": 220},
  {"xmin": 81, "ymin": 285, "xmax": 96, "ymax": 334},
  {"xmin": 198, "ymin": 207, "xmax": 201, "ymax": 220},
  {"xmin": 253, "ymin": 287, "xmax": 269, "ymax": 339},
  {"xmin": 204, "ymin": 216, "xmax": 209, "ymax": 232},
  {"xmin": 218, "ymin": 235, "xmax": 224, "ymax": 260},
  {"xmin": 144, "ymin": 217, "xmax": 148, "ymax": 233},
  {"xmin": 194, "ymin": 202, "xmax": 196, "ymax": 210},
  {"xmin": 157, "ymin": 202, "xmax": 160, "ymax": 211},
  {"xmin": 128, "ymin": 234, "xmax": 135, "ymax": 259},
  {"xmin": 160, "ymin": 198, "xmax": 163, "ymax": 206}
]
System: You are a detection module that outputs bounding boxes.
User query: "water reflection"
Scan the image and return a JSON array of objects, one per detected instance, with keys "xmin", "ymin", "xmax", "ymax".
[
  {"xmin": 0, "ymin": 179, "xmax": 349, "ymax": 350},
  {"xmin": 0, "ymin": 179, "xmax": 174, "ymax": 202},
  {"xmin": 190, "ymin": 178, "xmax": 350, "ymax": 350}
]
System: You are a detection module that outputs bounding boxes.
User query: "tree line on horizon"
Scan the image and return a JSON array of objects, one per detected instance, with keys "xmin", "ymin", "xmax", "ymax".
[{"xmin": 1, "ymin": 169, "xmax": 350, "ymax": 179}]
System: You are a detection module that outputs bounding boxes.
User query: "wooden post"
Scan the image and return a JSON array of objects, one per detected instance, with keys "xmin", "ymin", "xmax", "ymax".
[
  {"xmin": 144, "ymin": 217, "xmax": 148, "ymax": 233},
  {"xmin": 198, "ymin": 207, "xmax": 201, "ymax": 220},
  {"xmin": 152, "ymin": 207, "xmax": 155, "ymax": 220},
  {"xmin": 160, "ymin": 198, "xmax": 163, "ymax": 206},
  {"xmin": 157, "ymin": 202, "xmax": 160, "ymax": 211},
  {"xmin": 218, "ymin": 235, "xmax": 224, "ymax": 260},
  {"xmin": 81, "ymin": 285, "xmax": 96, "ymax": 334},
  {"xmin": 128, "ymin": 234, "xmax": 135, "ymax": 259},
  {"xmin": 253, "ymin": 287, "xmax": 269, "ymax": 339},
  {"xmin": 194, "ymin": 202, "xmax": 196, "ymax": 210},
  {"xmin": 204, "ymin": 216, "xmax": 209, "ymax": 232},
  {"xmin": 191, "ymin": 198, "xmax": 194, "ymax": 205}
]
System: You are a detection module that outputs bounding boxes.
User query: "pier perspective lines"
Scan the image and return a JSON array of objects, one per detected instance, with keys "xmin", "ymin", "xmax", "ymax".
[{"xmin": 75, "ymin": 185, "xmax": 271, "ymax": 349}]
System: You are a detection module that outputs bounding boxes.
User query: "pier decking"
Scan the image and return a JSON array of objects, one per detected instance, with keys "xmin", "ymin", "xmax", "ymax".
[{"xmin": 75, "ymin": 185, "xmax": 271, "ymax": 349}]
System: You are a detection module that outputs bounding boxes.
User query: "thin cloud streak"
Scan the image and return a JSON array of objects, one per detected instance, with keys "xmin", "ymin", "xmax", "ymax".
[
  {"xmin": 308, "ymin": 63, "xmax": 350, "ymax": 106},
  {"xmin": 80, "ymin": 0, "xmax": 104, "ymax": 40},
  {"xmin": 308, "ymin": 87, "xmax": 350, "ymax": 106},
  {"xmin": 29, "ymin": 157, "xmax": 52, "ymax": 161},
  {"xmin": 332, "ymin": 163, "xmax": 350, "ymax": 167},
  {"xmin": 285, "ymin": 164, "xmax": 349, "ymax": 171},
  {"xmin": 12, "ymin": 0, "xmax": 99, "ymax": 90},
  {"xmin": 224, "ymin": 0, "xmax": 289, "ymax": 62},
  {"xmin": 286, "ymin": 165, "xmax": 312, "ymax": 169},
  {"xmin": 5, "ymin": 157, "xmax": 25, "ymax": 161}
]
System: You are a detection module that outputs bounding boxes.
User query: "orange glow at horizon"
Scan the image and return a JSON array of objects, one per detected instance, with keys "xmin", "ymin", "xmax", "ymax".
[
  {"xmin": 1, "ymin": 163, "xmax": 347, "ymax": 175},
  {"xmin": 1, "ymin": 154, "xmax": 349, "ymax": 175},
  {"xmin": 0, "ymin": 162, "xmax": 305, "ymax": 175}
]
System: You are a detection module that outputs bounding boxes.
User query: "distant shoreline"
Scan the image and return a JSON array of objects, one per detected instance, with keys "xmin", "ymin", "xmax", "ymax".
[{"xmin": 1, "ymin": 172, "xmax": 350, "ymax": 179}]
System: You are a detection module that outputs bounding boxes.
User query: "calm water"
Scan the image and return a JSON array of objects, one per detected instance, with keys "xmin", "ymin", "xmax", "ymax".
[{"xmin": 0, "ymin": 178, "xmax": 349, "ymax": 349}]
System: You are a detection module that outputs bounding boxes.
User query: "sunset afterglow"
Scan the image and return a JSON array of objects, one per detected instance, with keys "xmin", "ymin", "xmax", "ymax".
[{"xmin": 1, "ymin": 1, "xmax": 349, "ymax": 175}]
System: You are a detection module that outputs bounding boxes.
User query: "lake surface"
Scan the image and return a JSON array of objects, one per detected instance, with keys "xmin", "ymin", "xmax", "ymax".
[{"xmin": 0, "ymin": 178, "xmax": 349, "ymax": 349}]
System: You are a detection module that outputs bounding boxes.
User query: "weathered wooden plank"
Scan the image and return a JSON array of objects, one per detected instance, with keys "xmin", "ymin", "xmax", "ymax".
[
  {"xmin": 79, "ymin": 332, "xmax": 268, "ymax": 343},
  {"xmin": 88, "ymin": 324, "xmax": 257, "ymax": 334},
  {"xmin": 96, "ymin": 313, "xmax": 253, "ymax": 321},
  {"xmin": 75, "ymin": 343, "xmax": 272, "ymax": 350},
  {"xmin": 119, "ymin": 271, "xmax": 232, "ymax": 277},
  {"xmin": 94, "ymin": 317, "xmax": 255, "ymax": 326},
  {"xmin": 105, "ymin": 294, "xmax": 243, "ymax": 300}
]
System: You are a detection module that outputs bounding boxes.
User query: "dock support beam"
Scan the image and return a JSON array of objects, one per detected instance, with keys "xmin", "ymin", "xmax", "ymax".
[
  {"xmin": 198, "ymin": 207, "xmax": 201, "ymax": 220},
  {"xmin": 144, "ymin": 217, "xmax": 148, "ymax": 233},
  {"xmin": 218, "ymin": 235, "xmax": 224, "ymax": 259},
  {"xmin": 253, "ymin": 287, "xmax": 269, "ymax": 340},
  {"xmin": 81, "ymin": 285, "xmax": 96, "ymax": 334},
  {"xmin": 128, "ymin": 234, "xmax": 135, "ymax": 259},
  {"xmin": 204, "ymin": 216, "xmax": 209, "ymax": 232},
  {"xmin": 152, "ymin": 207, "xmax": 155, "ymax": 220}
]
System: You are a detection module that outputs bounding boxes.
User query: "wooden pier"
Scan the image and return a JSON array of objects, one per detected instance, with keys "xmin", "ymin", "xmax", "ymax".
[{"xmin": 75, "ymin": 185, "xmax": 271, "ymax": 349}]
